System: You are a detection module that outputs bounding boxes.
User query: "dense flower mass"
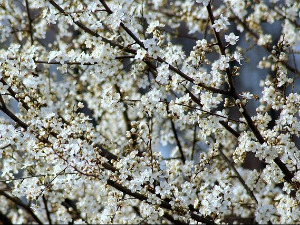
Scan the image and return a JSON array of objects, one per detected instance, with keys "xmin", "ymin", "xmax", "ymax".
[{"xmin": 0, "ymin": 0, "xmax": 299, "ymax": 224}]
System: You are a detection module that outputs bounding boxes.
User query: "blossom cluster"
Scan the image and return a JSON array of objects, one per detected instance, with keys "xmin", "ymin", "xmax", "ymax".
[{"xmin": 0, "ymin": 0, "xmax": 299, "ymax": 224}]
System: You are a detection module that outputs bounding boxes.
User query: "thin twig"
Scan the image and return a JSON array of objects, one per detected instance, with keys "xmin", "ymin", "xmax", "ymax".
[
  {"xmin": 166, "ymin": 101, "xmax": 186, "ymax": 163},
  {"xmin": 230, "ymin": 9, "xmax": 300, "ymax": 77},
  {"xmin": 25, "ymin": 0, "xmax": 34, "ymax": 44},
  {"xmin": 122, "ymin": 98, "xmax": 245, "ymax": 124},
  {"xmin": 191, "ymin": 124, "xmax": 197, "ymax": 160},
  {"xmin": 217, "ymin": 145, "xmax": 258, "ymax": 204},
  {"xmin": 42, "ymin": 195, "xmax": 53, "ymax": 225}
]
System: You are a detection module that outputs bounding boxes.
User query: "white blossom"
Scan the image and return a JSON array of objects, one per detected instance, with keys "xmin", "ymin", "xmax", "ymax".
[
  {"xmin": 225, "ymin": 33, "xmax": 239, "ymax": 45},
  {"xmin": 196, "ymin": 0, "xmax": 210, "ymax": 6},
  {"xmin": 0, "ymin": 0, "xmax": 299, "ymax": 224},
  {"xmin": 212, "ymin": 14, "xmax": 230, "ymax": 32}
]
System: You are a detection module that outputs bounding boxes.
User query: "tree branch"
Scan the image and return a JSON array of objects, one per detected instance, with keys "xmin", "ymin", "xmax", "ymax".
[
  {"xmin": 217, "ymin": 145, "xmax": 258, "ymax": 204},
  {"xmin": 42, "ymin": 195, "xmax": 52, "ymax": 225},
  {"xmin": 206, "ymin": 3, "xmax": 299, "ymax": 188},
  {"xmin": 0, "ymin": 191, "xmax": 43, "ymax": 225},
  {"xmin": 25, "ymin": 0, "xmax": 34, "ymax": 45}
]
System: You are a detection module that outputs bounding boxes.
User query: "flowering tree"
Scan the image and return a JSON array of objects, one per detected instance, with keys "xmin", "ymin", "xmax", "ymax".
[{"xmin": 0, "ymin": 0, "xmax": 299, "ymax": 224}]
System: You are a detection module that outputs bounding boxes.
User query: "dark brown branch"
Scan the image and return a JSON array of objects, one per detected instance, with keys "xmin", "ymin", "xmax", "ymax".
[
  {"xmin": 25, "ymin": 0, "xmax": 34, "ymax": 44},
  {"xmin": 0, "ymin": 191, "xmax": 43, "ymax": 225},
  {"xmin": 165, "ymin": 100, "xmax": 186, "ymax": 164},
  {"xmin": 191, "ymin": 124, "xmax": 197, "ymax": 160},
  {"xmin": 0, "ymin": 210, "xmax": 12, "ymax": 225},
  {"xmin": 0, "ymin": 95, "xmax": 28, "ymax": 130},
  {"xmin": 184, "ymin": 86, "xmax": 203, "ymax": 107},
  {"xmin": 0, "ymin": 78, "xmax": 29, "ymax": 110},
  {"xmin": 219, "ymin": 121, "xmax": 240, "ymax": 138},
  {"xmin": 163, "ymin": 60, "xmax": 230, "ymax": 95},
  {"xmin": 42, "ymin": 195, "xmax": 52, "ymax": 225},
  {"xmin": 114, "ymin": 84, "xmax": 132, "ymax": 131},
  {"xmin": 170, "ymin": 118, "xmax": 185, "ymax": 163},
  {"xmin": 106, "ymin": 179, "xmax": 215, "ymax": 225}
]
